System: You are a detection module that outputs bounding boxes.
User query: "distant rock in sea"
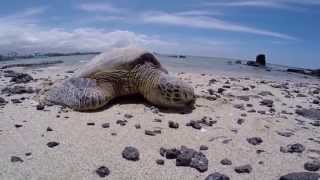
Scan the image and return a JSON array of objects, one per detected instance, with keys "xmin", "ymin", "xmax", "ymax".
[{"xmin": 247, "ymin": 54, "xmax": 267, "ymax": 67}]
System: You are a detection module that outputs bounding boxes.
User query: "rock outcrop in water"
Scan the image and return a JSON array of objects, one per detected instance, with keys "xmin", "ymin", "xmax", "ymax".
[
  {"xmin": 246, "ymin": 54, "xmax": 267, "ymax": 67},
  {"xmin": 0, "ymin": 60, "xmax": 63, "ymax": 69}
]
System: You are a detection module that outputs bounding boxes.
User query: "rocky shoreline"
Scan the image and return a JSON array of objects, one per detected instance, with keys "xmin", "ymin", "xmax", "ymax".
[{"xmin": 0, "ymin": 65, "xmax": 319, "ymax": 180}]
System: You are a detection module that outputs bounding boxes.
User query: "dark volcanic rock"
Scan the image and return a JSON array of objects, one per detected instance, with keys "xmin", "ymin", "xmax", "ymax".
[
  {"xmin": 260, "ymin": 99, "xmax": 274, "ymax": 107},
  {"xmin": 234, "ymin": 164, "xmax": 252, "ymax": 174},
  {"xmin": 101, "ymin": 123, "xmax": 110, "ymax": 128},
  {"xmin": 36, "ymin": 104, "xmax": 45, "ymax": 110},
  {"xmin": 279, "ymin": 172, "xmax": 320, "ymax": 180},
  {"xmin": 296, "ymin": 108, "xmax": 320, "ymax": 120},
  {"xmin": 247, "ymin": 137, "xmax": 263, "ymax": 145},
  {"xmin": 176, "ymin": 147, "xmax": 196, "ymax": 166},
  {"xmin": 46, "ymin": 127, "xmax": 53, "ymax": 131},
  {"xmin": 277, "ymin": 131, "xmax": 294, "ymax": 137},
  {"xmin": 2, "ymin": 86, "xmax": 35, "ymax": 95},
  {"xmin": 134, "ymin": 124, "xmax": 141, "ymax": 129},
  {"xmin": 205, "ymin": 172, "xmax": 230, "ymax": 180},
  {"xmin": 220, "ymin": 158, "xmax": 232, "ymax": 165},
  {"xmin": 168, "ymin": 121, "xmax": 179, "ymax": 129},
  {"xmin": 256, "ymin": 54, "xmax": 266, "ymax": 66},
  {"xmin": 122, "ymin": 146, "xmax": 139, "ymax": 161},
  {"xmin": 156, "ymin": 159, "xmax": 165, "ymax": 165},
  {"xmin": 280, "ymin": 143, "xmax": 305, "ymax": 153},
  {"xmin": 87, "ymin": 122, "xmax": 95, "ymax": 126},
  {"xmin": 47, "ymin": 141, "xmax": 59, "ymax": 148},
  {"xmin": 310, "ymin": 121, "xmax": 320, "ymax": 127},
  {"xmin": 11, "ymin": 99, "xmax": 22, "ymax": 104},
  {"xmin": 161, "ymin": 148, "xmax": 180, "ymax": 159},
  {"xmin": 258, "ymin": 91, "xmax": 273, "ymax": 96},
  {"xmin": 95, "ymin": 166, "xmax": 110, "ymax": 177},
  {"xmin": 11, "ymin": 156, "xmax": 23, "ymax": 163},
  {"xmin": 145, "ymin": 130, "xmax": 156, "ymax": 136},
  {"xmin": 304, "ymin": 160, "xmax": 320, "ymax": 172},
  {"xmin": 116, "ymin": 120, "xmax": 127, "ymax": 126},
  {"xmin": 200, "ymin": 145, "xmax": 209, "ymax": 151},
  {"xmin": 10, "ymin": 73, "xmax": 33, "ymax": 83},
  {"xmin": 189, "ymin": 151, "xmax": 209, "ymax": 172},
  {"xmin": 0, "ymin": 97, "xmax": 7, "ymax": 106},
  {"xmin": 186, "ymin": 120, "xmax": 202, "ymax": 130}
]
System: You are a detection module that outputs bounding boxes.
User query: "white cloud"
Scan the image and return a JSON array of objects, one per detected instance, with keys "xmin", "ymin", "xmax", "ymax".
[
  {"xmin": 78, "ymin": 2, "xmax": 123, "ymax": 13},
  {"xmin": 142, "ymin": 12, "xmax": 297, "ymax": 40},
  {"xmin": 204, "ymin": 0, "xmax": 320, "ymax": 10},
  {"xmin": 0, "ymin": 8, "xmax": 176, "ymax": 54}
]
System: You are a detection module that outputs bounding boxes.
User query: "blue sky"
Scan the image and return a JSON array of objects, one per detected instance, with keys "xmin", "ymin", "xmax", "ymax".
[{"xmin": 0, "ymin": 0, "xmax": 319, "ymax": 68}]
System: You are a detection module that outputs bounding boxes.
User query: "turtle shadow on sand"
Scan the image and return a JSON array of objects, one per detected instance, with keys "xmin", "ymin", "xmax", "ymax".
[{"xmin": 80, "ymin": 94, "xmax": 195, "ymax": 114}]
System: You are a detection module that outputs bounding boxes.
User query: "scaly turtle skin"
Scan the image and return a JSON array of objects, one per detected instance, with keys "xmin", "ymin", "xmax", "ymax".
[{"xmin": 40, "ymin": 47, "xmax": 195, "ymax": 111}]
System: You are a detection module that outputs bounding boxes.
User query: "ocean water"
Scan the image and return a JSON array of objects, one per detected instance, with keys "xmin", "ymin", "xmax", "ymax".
[{"xmin": 0, "ymin": 54, "xmax": 314, "ymax": 81}]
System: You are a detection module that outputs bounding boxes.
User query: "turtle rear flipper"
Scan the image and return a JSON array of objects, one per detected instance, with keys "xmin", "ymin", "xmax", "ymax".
[{"xmin": 45, "ymin": 78, "xmax": 111, "ymax": 111}]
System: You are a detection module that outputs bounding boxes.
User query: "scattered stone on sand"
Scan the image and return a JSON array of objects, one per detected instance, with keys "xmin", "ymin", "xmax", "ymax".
[
  {"xmin": 156, "ymin": 159, "xmax": 165, "ymax": 165},
  {"xmin": 234, "ymin": 164, "xmax": 252, "ymax": 174},
  {"xmin": 101, "ymin": 123, "xmax": 110, "ymax": 128},
  {"xmin": 145, "ymin": 130, "xmax": 156, "ymax": 136},
  {"xmin": 258, "ymin": 91, "xmax": 274, "ymax": 96},
  {"xmin": 234, "ymin": 104, "xmax": 245, "ymax": 110},
  {"xmin": 279, "ymin": 172, "xmax": 320, "ymax": 180},
  {"xmin": 11, "ymin": 156, "xmax": 23, "ymax": 163},
  {"xmin": 14, "ymin": 124, "xmax": 23, "ymax": 128},
  {"xmin": 11, "ymin": 99, "xmax": 22, "ymax": 104},
  {"xmin": 46, "ymin": 127, "xmax": 53, "ymax": 131},
  {"xmin": 186, "ymin": 120, "xmax": 202, "ymax": 130},
  {"xmin": 310, "ymin": 121, "xmax": 320, "ymax": 127},
  {"xmin": 277, "ymin": 131, "xmax": 294, "ymax": 137},
  {"xmin": 87, "ymin": 122, "xmax": 95, "ymax": 126},
  {"xmin": 116, "ymin": 120, "xmax": 128, "ymax": 126},
  {"xmin": 205, "ymin": 172, "xmax": 230, "ymax": 180},
  {"xmin": 237, "ymin": 118, "xmax": 245, "ymax": 125},
  {"xmin": 220, "ymin": 158, "xmax": 232, "ymax": 165},
  {"xmin": 238, "ymin": 95, "xmax": 250, "ymax": 101},
  {"xmin": 122, "ymin": 146, "xmax": 139, "ymax": 161},
  {"xmin": 200, "ymin": 145, "xmax": 208, "ymax": 151},
  {"xmin": 168, "ymin": 121, "xmax": 179, "ymax": 129},
  {"xmin": 247, "ymin": 137, "xmax": 263, "ymax": 145},
  {"xmin": 296, "ymin": 108, "xmax": 320, "ymax": 120},
  {"xmin": 304, "ymin": 160, "xmax": 320, "ymax": 171},
  {"xmin": 1, "ymin": 86, "xmax": 35, "ymax": 95},
  {"xmin": 153, "ymin": 118, "xmax": 162, "ymax": 123},
  {"xmin": 124, "ymin": 113, "xmax": 133, "ymax": 119},
  {"xmin": 8, "ymin": 72, "xmax": 33, "ymax": 84},
  {"xmin": 36, "ymin": 104, "xmax": 45, "ymax": 110},
  {"xmin": 47, "ymin": 141, "xmax": 59, "ymax": 148},
  {"xmin": 134, "ymin": 124, "xmax": 141, "ymax": 129},
  {"xmin": 260, "ymin": 99, "xmax": 274, "ymax": 107},
  {"xmin": 161, "ymin": 146, "xmax": 208, "ymax": 172},
  {"xmin": 280, "ymin": 143, "xmax": 305, "ymax": 153},
  {"xmin": 95, "ymin": 166, "xmax": 110, "ymax": 177},
  {"xmin": 0, "ymin": 97, "xmax": 7, "ymax": 106}
]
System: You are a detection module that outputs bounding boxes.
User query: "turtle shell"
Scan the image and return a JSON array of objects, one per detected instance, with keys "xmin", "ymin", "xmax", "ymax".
[{"xmin": 74, "ymin": 47, "xmax": 167, "ymax": 78}]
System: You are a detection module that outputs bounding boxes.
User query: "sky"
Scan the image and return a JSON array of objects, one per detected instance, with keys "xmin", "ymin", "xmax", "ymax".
[{"xmin": 0, "ymin": 0, "xmax": 319, "ymax": 68}]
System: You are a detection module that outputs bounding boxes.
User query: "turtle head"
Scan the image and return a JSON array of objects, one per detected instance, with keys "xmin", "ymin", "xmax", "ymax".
[{"xmin": 147, "ymin": 75, "xmax": 196, "ymax": 108}]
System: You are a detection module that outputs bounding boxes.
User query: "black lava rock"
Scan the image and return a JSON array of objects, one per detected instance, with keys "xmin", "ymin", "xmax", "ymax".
[
  {"xmin": 10, "ymin": 73, "xmax": 33, "ymax": 83},
  {"xmin": 145, "ymin": 130, "xmax": 156, "ymax": 136},
  {"xmin": 260, "ymin": 99, "xmax": 274, "ymax": 107},
  {"xmin": 205, "ymin": 173, "xmax": 230, "ymax": 180},
  {"xmin": 234, "ymin": 164, "xmax": 252, "ymax": 174},
  {"xmin": 280, "ymin": 143, "xmax": 305, "ymax": 153},
  {"xmin": 164, "ymin": 148, "xmax": 181, "ymax": 159},
  {"xmin": 279, "ymin": 172, "xmax": 320, "ymax": 180},
  {"xmin": 247, "ymin": 137, "xmax": 263, "ymax": 145},
  {"xmin": 134, "ymin": 124, "xmax": 141, "ymax": 129},
  {"xmin": 200, "ymin": 145, "xmax": 209, "ymax": 151},
  {"xmin": 304, "ymin": 160, "xmax": 320, "ymax": 172},
  {"xmin": 189, "ymin": 151, "xmax": 208, "ymax": 172},
  {"xmin": 101, "ymin": 123, "xmax": 110, "ymax": 128},
  {"xmin": 46, "ymin": 127, "xmax": 53, "ymax": 131},
  {"xmin": 176, "ymin": 147, "xmax": 196, "ymax": 166},
  {"xmin": 156, "ymin": 159, "xmax": 165, "ymax": 165},
  {"xmin": 2, "ymin": 86, "xmax": 35, "ymax": 95},
  {"xmin": 11, "ymin": 99, "xmax": 22, "ymax": 104},
  {"xmin": 186, "ymin": 120, "xmax": 202, "ymax": 130},
  {"xmin": 47, "ymin": 141, "xmax": 59, "ymax": 148},
  {"xmin": 14, "ymin": 124, "xmax": 23, "ymax": 128},
  {"xmin": 168, "ymin": 121, "xmax": 179, "ymax": 129},
  {"xmin": 116, "ymin": 120, "xmax": 127, "ymax": 126},
  {"xmin": 296, "ymin": 108, "xmax": 320, "ymax": 120},
  {"xmin": 220, "ymin": 158, "xmax": 232, "ymax": 165},
  {"xmin": 11, "ymin": 156, "xmax": 23, "ymax": 163},
  {"xmin": 256, "ymin": 54, "xmax": 266, "ymax": 66},
  {"xmin": 36, "ymin": 104, "xmax": 45, "ymax": 110},
  {"xmin": 122, "ymin": 146, "xmax": 139, "ymax": 161},
  {"xmin": 87, "ymin": 122, "xmax": 95, "ymax": 126},
  {"xmin": 95, "ymin": 166, "xmax": 110, "ymax": 177}
]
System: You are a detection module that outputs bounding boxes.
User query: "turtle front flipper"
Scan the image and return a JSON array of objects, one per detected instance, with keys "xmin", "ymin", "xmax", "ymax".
[{"xmin": 44, "ymin": 78, "xmax": 112, "ymax": 111}]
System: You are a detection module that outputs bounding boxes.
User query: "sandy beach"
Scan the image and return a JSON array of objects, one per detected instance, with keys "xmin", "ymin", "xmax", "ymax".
[{"xmin": 0, "ymin": 62, "xmax": 320, "ymax": 180}]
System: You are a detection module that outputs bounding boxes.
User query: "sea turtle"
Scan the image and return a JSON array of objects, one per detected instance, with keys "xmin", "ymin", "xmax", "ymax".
[{"xmin": 39, "ymin": 47, "xmax": 195, "ymax": 111}]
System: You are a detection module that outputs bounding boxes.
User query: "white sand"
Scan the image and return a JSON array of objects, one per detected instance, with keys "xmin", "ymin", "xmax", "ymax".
[{"xmin": 0, "ymin": 65, "xmax": 319, "ymax": 180}]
